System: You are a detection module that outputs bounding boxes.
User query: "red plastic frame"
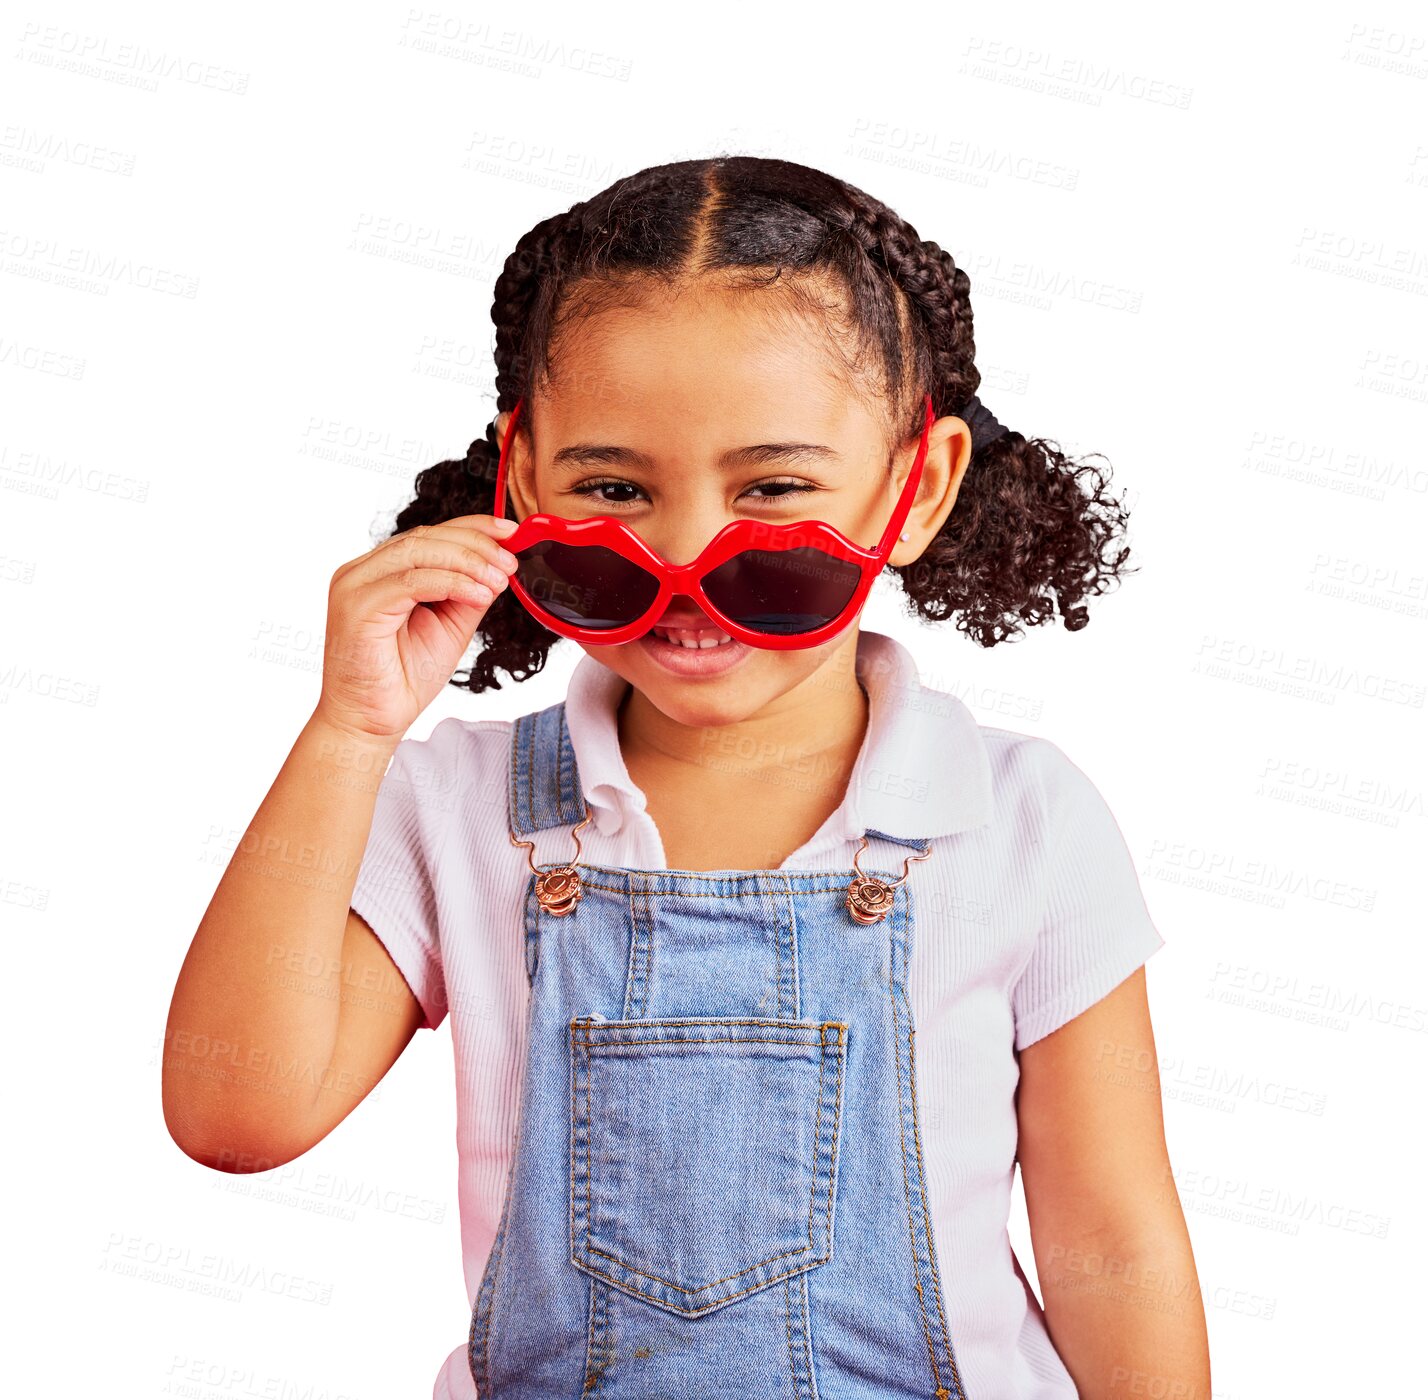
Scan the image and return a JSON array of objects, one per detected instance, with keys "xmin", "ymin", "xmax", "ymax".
[{"xmin": 493, "ymin": 393, "xmax": 934, "ymax": 650}]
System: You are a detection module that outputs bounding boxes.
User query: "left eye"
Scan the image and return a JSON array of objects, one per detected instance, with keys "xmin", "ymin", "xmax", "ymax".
[
  {"xmin": 753, "ymin": 482, "xmax": 822, "ymax": 500},
  {"xmin": 568, "ymin": 477, "xmax": 816, "ymax": 505}
]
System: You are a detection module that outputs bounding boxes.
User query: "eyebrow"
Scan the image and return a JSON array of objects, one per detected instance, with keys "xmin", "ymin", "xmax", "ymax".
[{"xmin": 548, "ymin": 441, "xmax": 841, "ymax": 472}]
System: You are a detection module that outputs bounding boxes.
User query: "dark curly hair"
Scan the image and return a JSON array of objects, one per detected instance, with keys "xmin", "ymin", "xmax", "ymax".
[{"xmin": 390, "ymin": 155, "xmax": 1135, "ymax": 693}]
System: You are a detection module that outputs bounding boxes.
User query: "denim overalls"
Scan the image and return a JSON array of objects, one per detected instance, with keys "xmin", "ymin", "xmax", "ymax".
[{"xmin": 469, "ymin": 702, "xmax": 971, "ymax": 1400}]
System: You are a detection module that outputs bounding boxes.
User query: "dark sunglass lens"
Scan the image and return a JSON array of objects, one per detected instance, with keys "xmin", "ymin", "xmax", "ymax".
[
  {"xmin": 702, "ymin": 548, "xmax": 863, "ymax": 635},
  {"xmin": 514, "ymin": 541, "xmax": 659, "ymax": 630}
]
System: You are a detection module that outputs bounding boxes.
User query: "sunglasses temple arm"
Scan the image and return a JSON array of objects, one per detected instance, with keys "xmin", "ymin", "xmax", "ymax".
[
  {"xmin": 492, "ymin": 397, "xmax": 523, "ymax": 521},
  {"xmin": 872, "ymin": 393, "xmax": 934, "ymax": 558}
]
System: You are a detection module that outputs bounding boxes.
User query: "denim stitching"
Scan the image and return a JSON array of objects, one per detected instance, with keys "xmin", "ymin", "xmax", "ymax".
[
  {"xmin": 638, "ymin": 879, "xmax": 653, "ymax": 1019},
  {"xmin": 583, "ymin": 1237, "xmax": 828, "ymax": 1292},
  {"xmin": 568, "ymin": 1037, "xmax": 577, "ymax": 1266},
  {"xmin": 521, "ymin": 711, "xmax": 532, "ymax": 833},
  {"xmin": 467, "ymin": 1215, "xmax": 489, "ymax": 1392},
  {"xmin": 582, "ymin": 1037, "xmax": 823, "ymax": 1048},
  {"xmin": 579, "ymin": 1274, "xmax": 598, "ymax": 1396},
  {"xmin": 621, "ymin": 883, "xmax": 638, "ymax": 1021},
  {"xmin": 889, "ymin": 886, "xmax": 943, "ymax": 1396},
  {"xmin": 578, "ymin": 1020, "xmax": 592, "ymax": 1278},
  {"xmin": 556, "ymin": 707, "xmax": 572, "ymax": 823},
  {"xmin": 784, "ymin": 1274, "xmax": 798, "ymax": 1396},
  {"xmin": 572, "ymin": 1018, "xmax": 842, "ymax": 1032},
  {"xmin": 825, "ymin": 1023, "xmax": 845, "ymax": 1249},
  {"xmin": 484, "ymin": 1185, "xmax": 512, "ymax": 1376},
  {"xmin": 807, "ymin": 1023, "xmax": 836, "ymax": 1248},
  {"xmin": 639, "ymin": 880, "xmax": 654, "ymax": 1022},
  {"xmin": 805, "ymin": 1017, "xmax": 845, "ymax": 1268},
  {"xmin": 781, "ymin": 1271, "xmax": 819, "ymax": 1399},
  {"xmin": 471, "ymin": 872, "xmax": 551, "ymax": 1396},
  {"xmin": 582, "ymin": 1277, "xmax": 612, "ymax": 1396},
  {"xmin": 908, "ymin": 1020, "xmax": 965, "ymax": 1400},
  {"xmin": 571, "ymin": 1021, "xmax": 845, "ymax": 1305},
  {"xmin": 898, "ymin": 887, "xmax": 967, "ymax": 1400},
  {"xmin": 505, "ymin": 713, "xmax": 519, "ymax": 840},
  {"xmin": 594, "ymin": 1278, "xmax": 614, "ymax": 1396},
  {"xmin": 759, "ymin": 885, "xmax": 779, "ymax": 1019},
  {"xmin": 568, "ymin": 1022, "xmax": 583, "ymax": 1348},
  {"xmin": 787, "ymin": 878, "xmax": 802, "ymax": 1021},
  {"xmin": 576, "ymin": 1253, "xmax": 835, "ymax": 1316},
  {"xmin": 776, "ymin": 877, "xmax": 796, "ymax": 1019},
  {"xmin": 535, "ymin": 868, "xmax": 912, "ymax": 896},
  {"xmin": 795, "ymin": 1271, "xmax": 821, "ymax": 1400},
  {"xmin": 523, "ymin": 712, "xmax": 535, "ymax": 833},
  {"xmin": 783, "ymin": 888, "xmax": 794, "ymax": 1019},
  {"xmin": 623, "ymin": 880, "xmax": 653, "ymax": 1021},
  {"xmin": 469, "ymin": 1108, "xmax": 521, "ymax": 1395}
]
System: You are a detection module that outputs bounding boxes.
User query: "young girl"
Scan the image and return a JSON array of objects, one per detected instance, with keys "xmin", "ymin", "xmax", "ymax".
[{"xmin": 165, "ymin": 156, "xmax": 1210, "ymax": 1398}]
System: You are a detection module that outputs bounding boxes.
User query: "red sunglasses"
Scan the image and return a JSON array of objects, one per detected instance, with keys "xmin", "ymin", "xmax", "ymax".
[{"xmin": 492, "ymin": 393, "xmax": 934, "ymax": 650}]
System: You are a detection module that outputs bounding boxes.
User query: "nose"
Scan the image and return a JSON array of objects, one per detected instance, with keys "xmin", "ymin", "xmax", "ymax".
[
  {"xmin": 656, "ymin": 596, "xmax": 719, "ymax": 627},
  {"xmin": 640, "ymin": 508, "xmax": 737, "ymax": 569}
]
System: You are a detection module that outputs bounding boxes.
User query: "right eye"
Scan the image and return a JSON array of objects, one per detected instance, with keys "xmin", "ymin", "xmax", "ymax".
[{"xmin": 569, "ymin": 479, "xmax": 648, "ymax": 506}]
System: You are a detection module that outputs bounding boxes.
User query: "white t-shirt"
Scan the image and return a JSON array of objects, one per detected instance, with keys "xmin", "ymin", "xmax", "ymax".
[{"xmin": 350, "ymin": 628, "xmax": 1166, "ymax": 1398}]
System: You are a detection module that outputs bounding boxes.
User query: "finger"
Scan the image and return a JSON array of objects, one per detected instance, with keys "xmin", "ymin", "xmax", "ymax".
[
  {"xmin": 355, "ymin": 537, "xmax": 516, "ymax": 596},
  {"xmin": 333, "ymin": 516, "xmax": 519, "ymax": 585},
  {"xmin": 421, "ymin": 513, "xmax": 519, "ymax": 539},
  {"xmin": 387, "ymin": 523, "xmax": 520, "ymax": 574},
  {"xmin": 363, "ymin": 566, "xmax": 503, "ymax": 614}
]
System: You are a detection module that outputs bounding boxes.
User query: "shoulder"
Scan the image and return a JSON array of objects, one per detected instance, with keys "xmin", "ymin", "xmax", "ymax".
[
  {"xmin": 867, "ymin": 635, "xmax": 1105, "ymax": 850},
  {"xmin": 380, "ymin": 715, "xmax": 514, "ymax": 832},
  {"xmin": 978, "ymin": 723, "xmax": 1093, "ymax": 796},
  {"xmin": 394, "ymin": 713, "xmax": 513, "ymax": 758},
  {"xmin": 974, "ymin": 723, "xmax": 1118, "ymax": 849},
  {"xmin": 969, "ymin": 723, "xmax": 1148, "ymax": 913}
]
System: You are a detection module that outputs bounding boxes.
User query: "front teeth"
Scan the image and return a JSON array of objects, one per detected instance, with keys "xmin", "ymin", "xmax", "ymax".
[{"xmin": 652, "ymin": 625, "xmax": 733, "ymax": 650}]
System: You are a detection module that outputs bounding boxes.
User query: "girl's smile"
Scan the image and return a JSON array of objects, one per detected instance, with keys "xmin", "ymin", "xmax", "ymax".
[{"xmin": 638, "ymin": 600, "xmax": 753, "ymax": 677}]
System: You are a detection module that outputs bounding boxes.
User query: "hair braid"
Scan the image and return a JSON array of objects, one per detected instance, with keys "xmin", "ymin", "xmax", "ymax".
[
  {"xmin": 832, "ymin": 184, "xmax": 1132, "ymax": 641},
  {"xmin": 831, "ymin": 193, "xmax": 976, "ymax": 424}
]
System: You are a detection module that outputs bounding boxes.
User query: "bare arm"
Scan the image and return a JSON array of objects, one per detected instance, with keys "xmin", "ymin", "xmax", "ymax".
[
  {"xmin": 1015, "ymin": 968, "xmax": 1212, "ymax": 1397},
  {"xmin": 161, "ymin": 714, "xmax": 415, "ymax": 1172},
  {"xmin": 162, "ymin": 515, "xmax": 520, "ymax": 1172}
]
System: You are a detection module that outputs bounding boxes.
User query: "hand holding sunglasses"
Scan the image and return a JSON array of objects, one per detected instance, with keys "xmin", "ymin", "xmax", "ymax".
[{"xmin": 493, "ymin": 394, "xmax": 934, "ymax": 650}]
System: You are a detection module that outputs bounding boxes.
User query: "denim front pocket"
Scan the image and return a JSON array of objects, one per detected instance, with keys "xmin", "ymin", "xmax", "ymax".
[{"xmin": 569, "ymin": 1015, "xmax": 847, "ymax": 1319}]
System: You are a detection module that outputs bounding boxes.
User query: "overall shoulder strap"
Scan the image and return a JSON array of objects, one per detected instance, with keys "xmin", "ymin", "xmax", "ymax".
[
  {"xmin": 508, "ymin": 701, "xmax": 588, "ymax": 837},
  {"xmin": 863, "ymin": 828, "xmax": 934, "ymax": 854}
]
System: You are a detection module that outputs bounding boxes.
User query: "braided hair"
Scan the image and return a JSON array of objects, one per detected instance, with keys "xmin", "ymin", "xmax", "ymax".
[{"xmin": 392, "ymin": 156, "xmax": 1135, "ymax": 693}]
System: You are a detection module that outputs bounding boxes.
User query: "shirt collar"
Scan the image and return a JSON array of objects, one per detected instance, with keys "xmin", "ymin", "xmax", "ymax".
[{"xmin": 563, "ymin": 629, "xmax": 994, "ymax": 846}]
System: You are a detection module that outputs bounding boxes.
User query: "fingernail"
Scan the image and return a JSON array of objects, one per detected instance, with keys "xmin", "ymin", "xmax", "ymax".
[
  {"xmin": 496, "ymin": 548, "xmax": 519, "ymax": 572},
  {"xmin": 490, "ymin": 517, "xmax": 519, "ymax": 535}
]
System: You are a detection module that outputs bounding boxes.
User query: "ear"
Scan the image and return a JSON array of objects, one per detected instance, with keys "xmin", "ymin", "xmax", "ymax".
[{"xmin": 887, "ymin": 414, "xmax": 974, "ymax": 567}]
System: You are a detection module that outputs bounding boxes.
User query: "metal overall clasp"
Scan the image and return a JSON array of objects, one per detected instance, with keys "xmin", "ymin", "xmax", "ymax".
[
  {"xmin": 845, "ymin": 836, "xmax": 933, "ymax": 925},
  {"xmin": 510, "ymin": 807, "xmax": 595, "ymax": 917},
  {"xmin": 515, "ymin": 816, "xmax": 926, "ymax": 923}
]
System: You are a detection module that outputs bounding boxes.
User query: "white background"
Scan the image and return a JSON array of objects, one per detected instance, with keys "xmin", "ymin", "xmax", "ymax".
[{"xmin": 4, "ymin": 0, "xmax": 1425, "ymax": 1394}]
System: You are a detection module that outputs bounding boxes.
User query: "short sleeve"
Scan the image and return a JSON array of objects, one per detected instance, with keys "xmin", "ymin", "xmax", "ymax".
[
  {"xmin": 1011, "ymin": 743, "xmax": 1166, "ymax": 1052},
  {"xmin": 349, "ymin": 720, "xmax": 464, "ymax": 1031}
]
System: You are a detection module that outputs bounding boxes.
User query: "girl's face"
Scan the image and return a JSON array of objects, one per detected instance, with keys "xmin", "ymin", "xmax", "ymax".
[{"xmin": 497, "ymin": 281, "xmax": 971, "ymax": 730}]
